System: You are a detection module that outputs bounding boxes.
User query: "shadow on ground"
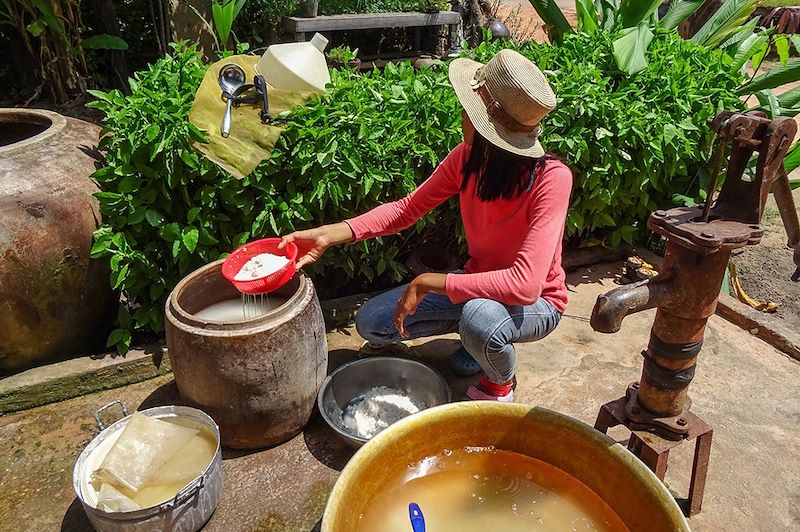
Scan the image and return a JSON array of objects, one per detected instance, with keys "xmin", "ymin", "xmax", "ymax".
[
  {"xmin": 302, "ymin": 348, "xmax": 361, "ymax": 471},
  {"xmin": 302, "ymin": 410, "xmax": 355, "ymax": 472},
  {"xmin": 567, "ymin": 260, "xmax": 625, "ymax": 290},
  {"xmin": 138, "ymin": 379, "xmax": 184, "ymax": 410},
  {"xmin": 61, "ymin": 497, "xmax": 92, "ymax": 531}
]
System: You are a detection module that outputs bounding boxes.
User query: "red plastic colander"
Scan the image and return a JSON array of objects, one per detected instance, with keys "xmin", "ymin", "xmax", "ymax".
[{"xmin": 222, "ymin": 238, "xmax": 298, "ymax": 295}]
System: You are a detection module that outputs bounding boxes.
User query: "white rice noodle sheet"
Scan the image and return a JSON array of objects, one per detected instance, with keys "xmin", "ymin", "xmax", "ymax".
[
  {"xmin": 92, "ymin": 412, "xmax": 198, "ymax": 492},
  {"xmin": 97, "ymin": 482, "xmax": 140, "ymax": 513},
  {"xmin": 148, "ymin": 431, "xmax": 217, "ymax": 486}
]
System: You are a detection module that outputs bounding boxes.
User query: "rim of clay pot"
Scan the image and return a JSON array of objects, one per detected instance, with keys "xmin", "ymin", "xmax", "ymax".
[
  {"xmin": 321, "ymin": 402, "xmax": 691, "ymax": 532},
  {"xmin": 166, "ymin": 259, "xmax": 311, "ymax": 333},
  {"xmin": 0, "ymin": 108, "xmax": 67, "ymax": 153}
]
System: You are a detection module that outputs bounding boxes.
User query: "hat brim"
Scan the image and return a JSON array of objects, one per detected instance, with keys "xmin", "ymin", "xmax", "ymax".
[{"xmin": 449, "ymin": 58, "xmax": 545, "ymax": 158}]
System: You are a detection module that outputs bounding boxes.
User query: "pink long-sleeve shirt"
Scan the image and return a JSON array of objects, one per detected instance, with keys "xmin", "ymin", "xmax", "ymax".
[{"xmin": 345, "ymin": 142, "xmax": 572, "ymax": 312}]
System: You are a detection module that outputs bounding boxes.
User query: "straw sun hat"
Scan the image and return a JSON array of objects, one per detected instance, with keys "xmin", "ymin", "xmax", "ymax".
[{"xmin": 449, "ymin": 49, "xmax": 556, "ymax": 158}]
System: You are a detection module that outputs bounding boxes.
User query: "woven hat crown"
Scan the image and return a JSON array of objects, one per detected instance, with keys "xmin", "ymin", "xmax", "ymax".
[{"xmin": 471, "ymin": 49, "xmax": 556, "ymax": 128}]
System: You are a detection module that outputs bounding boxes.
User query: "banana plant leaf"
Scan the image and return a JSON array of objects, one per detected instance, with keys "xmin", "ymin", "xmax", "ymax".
[
  {"xmin": 750, "ymin": 87, "xmax": 800, "ymax": 117},
  {"xmin": 617, "ymin": 0, "xmax": 661, "ymax": 28},
  {"xmin": 595, "ymin": 0, "xmax": 618, "ymax": 30},
  {"xmin": 660, "ymin": 0, "xmax": 707, "ymax": 30},
  {"xmin": 27, "ymin": 19, "xmax": 46, "ymax": 37},
  {"xmin": 754, "ymin": 89, "xmax": 783, "ymax": 118},
  {"xmin": 732, "ymin": 29, "xmax": 771, "ymax": 72},
  {"xmin": 612, "ymin": 21, "xmax": 654, "ymax": 75},
  {"xmin": 211, "ymin": 1, "xmax": 234, "ymax": 48},
  {"xmin": 528, "ymin": 0, "xmax": 574, "ymax": 41},
  {"xmin": 691, "ymin": 0, "xmax": 758, "ymax": 48},
  {"xmin": 212, "ymin": 0, "xmax": 246, "ymax": 50},
  {"xmin": 790, "ymin": 35, "xmax": 800, "ymax": 54},
  {"xmin": 32, "ymin": 0, "xmax": 67, "ymax": 45},
  {"xmin": 775, "ymin": 34, "xmax": 791, "ymax": 64},
  {"xmin": 576, "ymin": 0, "xmax": 599, "ymax": 33},
  {"xmin": 778, "ymin": 85, "xmax": 800, "ymax": 108},
  {"xmin": 719, "ymin": 20, "xmax": 760, "ymax": 51},
  {"xmin": 737, "ymin": 58, "xmax": 800, "ymax": 95},
  {"xmin": 784, "ymin": 142, "xmax": 800, "ymax": 174},
  {"xmin": 82, "ymin": 34, "xmax": 129, "ymax": 50}
]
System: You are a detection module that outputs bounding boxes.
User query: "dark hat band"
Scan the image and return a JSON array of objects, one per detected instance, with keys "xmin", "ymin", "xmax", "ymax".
[{"xmin": 474, "ymin": 84, "xmax": 541, "ymax": 136}]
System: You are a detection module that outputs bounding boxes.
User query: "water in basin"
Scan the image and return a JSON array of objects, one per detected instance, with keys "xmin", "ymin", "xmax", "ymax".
[{"xmin": 356, "ymin": 446, "xmax": 628, "ymax": 532}]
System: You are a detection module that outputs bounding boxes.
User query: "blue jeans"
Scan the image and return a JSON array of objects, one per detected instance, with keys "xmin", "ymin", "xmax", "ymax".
[{"xmin": 354, "ymin": 283, "xmax": 562, "ymax": 384}]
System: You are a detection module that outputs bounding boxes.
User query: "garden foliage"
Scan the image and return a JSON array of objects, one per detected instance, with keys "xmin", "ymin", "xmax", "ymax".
[
  {"xmin": 235, "ymin": 0, "xmax": 299, "ymax": 46},
  {"xmin": 88, "ymin": 43, "xmax": 461, "ymax": 351},
  {"xmin": 318, "ymin": 0, "xmax": 450, "ymax": 16},
  {"xmin": 90, "ymin": 28, "xmax": 746, "ymax": 351}
]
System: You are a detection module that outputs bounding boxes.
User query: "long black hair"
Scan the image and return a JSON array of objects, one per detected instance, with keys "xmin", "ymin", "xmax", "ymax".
[{"xmin": 462, "ymin": 131, "xmax": 551, "ymax": 202}]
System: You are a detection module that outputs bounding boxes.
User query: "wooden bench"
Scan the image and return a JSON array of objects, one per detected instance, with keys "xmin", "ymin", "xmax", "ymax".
[{"xmin": 283, "ymin": 11, "xmax": 462, "ymax": 54}]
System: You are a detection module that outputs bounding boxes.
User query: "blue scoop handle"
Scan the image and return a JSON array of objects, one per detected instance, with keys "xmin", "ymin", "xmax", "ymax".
[{"xmin": 409, "ymin": 503, "xmax": 426, "ymax": 532}]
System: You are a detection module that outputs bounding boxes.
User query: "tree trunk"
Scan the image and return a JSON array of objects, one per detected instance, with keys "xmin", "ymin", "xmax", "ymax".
[
  {"xmin": 678, "ymin": 0, "xmax": 723, "ymax": 39},
  {"xmin": 170, "ymin": 0, "xmax": 218, "ymax": 61},
  {"xmin": 462, "ymin": 0, "xmax": 483, "ymax": 47},
  {"xmin": 8, "ymin": 35, "xmax": 36, "ymax": 94}
]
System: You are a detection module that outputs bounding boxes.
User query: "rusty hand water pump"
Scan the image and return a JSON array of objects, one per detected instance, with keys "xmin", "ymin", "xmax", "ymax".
[{"xmin": 590, "ymin": 111, "xmax": 799, "ymax": 515}]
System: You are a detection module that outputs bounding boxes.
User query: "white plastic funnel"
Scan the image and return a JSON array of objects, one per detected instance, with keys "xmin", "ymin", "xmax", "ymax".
[{"xmin": 255, "ymin": 33, "xmax": 331, "ymax": 94}]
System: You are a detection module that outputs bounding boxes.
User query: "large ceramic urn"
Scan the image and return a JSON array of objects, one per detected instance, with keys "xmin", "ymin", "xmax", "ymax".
[
  {"xmin": 0, "ymin": 109, "xmax": 114, "ymax": 372},
  {"xmin": 166, "ymin": 262, "xmax": 328, "ymax": 450}
]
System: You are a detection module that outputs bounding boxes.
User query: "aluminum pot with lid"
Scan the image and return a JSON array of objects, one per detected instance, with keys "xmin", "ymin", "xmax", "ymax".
[{"xmin": 72, "ymin": 401, "xmax": 223, "ymax": 532}]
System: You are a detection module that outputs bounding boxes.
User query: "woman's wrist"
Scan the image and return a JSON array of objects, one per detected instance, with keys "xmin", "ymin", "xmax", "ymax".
[{"xmin": 412, "ymin": 273, "xmax": 447, "ymax": 295}]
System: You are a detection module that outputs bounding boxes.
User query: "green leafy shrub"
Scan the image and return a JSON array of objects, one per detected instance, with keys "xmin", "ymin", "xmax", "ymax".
[
  {"xmin": 89, "ymin": 44, "xmax": 461, "ymax": 351},
  {"xmin": 90, "ymin": 31, "xmax": 745, "ymax": 352},
  {"xmin": 319, "ymin": 0, "xmax": 449, "ymax": 16},
  {"xmin": 326, "ymin": 45, "xmax": 359, "ymax": 65}
]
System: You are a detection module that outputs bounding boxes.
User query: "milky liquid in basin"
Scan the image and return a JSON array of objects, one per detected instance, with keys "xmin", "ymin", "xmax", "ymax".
[
  {"xmin": 357, "ymin": 447, "xmax": 629, "ymax": 532},
  {"xmin": 193, "ymin": 296, "xmax": 289, "ymax": 322}
]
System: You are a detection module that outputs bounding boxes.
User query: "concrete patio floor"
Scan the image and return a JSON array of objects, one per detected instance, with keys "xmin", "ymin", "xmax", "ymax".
[{"xmin": 1, "ymin": 262, "xmax": 799, "ymax": 531}]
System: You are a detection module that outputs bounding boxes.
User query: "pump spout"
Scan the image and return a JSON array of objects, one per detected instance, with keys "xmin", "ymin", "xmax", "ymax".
[{"xmin": 591, "ymin": 277, "xmax": 674, "ymax": 333}]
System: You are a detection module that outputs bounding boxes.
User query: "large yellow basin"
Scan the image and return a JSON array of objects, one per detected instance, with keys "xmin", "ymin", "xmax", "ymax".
[{"xmin": 322, "ymin": 402, "xmax": 690, "ymax": 532}]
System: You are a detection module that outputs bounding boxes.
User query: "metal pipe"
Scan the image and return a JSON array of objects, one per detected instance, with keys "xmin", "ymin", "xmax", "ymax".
[
  {"xmin": 590, "ymin": 278, "xmax": 675, "ymax": 334},
  {"xmin": 638, "ymin": 348, "xmax": 698, "ymax": 417},
  {"xmin": 771, "ymin": 172, "xmax": 800, "ymax": 281},
  {"xmin": 636, "ymin": 244, "xmax": 731, "ymax": 418}
]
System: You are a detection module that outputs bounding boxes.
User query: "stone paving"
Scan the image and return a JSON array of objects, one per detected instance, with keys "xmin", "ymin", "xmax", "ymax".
[{"xmin": 1, "ymin": 262, "xmax": 799, "ymax": 531}]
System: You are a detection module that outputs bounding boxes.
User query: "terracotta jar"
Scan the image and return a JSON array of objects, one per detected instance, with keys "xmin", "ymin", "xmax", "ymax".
[
  {"xmin": 0, "ymin": 109, "xmax": 114, "ymax": 372},
  {"xmin": 165, "ymin": 262, "xmax": 328, "ymax": 449}
]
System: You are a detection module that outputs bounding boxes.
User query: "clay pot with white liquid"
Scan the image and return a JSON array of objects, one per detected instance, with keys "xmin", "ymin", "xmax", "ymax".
[
  {"xmin": 0, "ymin": 109, "xmax": 114, "ymax": 372},
  {"xmin": 165, "ymin": 260, "xmax": 328, "ymax": 449}
]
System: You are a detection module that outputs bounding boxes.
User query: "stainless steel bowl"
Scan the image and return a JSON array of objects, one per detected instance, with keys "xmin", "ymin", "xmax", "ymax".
[
  {"xmin": 317, "ymin": 357, "xmax": 451, "ymax": 447},
  {"xmin": 73, "ymin": 402, "xmax": 223, "ymax": 532}
]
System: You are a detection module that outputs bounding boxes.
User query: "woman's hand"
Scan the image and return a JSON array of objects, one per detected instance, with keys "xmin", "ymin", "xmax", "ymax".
[
  {"xmin": 394, "ymin": 283, "xmax": 425, "ymax": 338},
  {"xmin": 279, "ymin": 222, "xmax": 354, "ymax": 269},
  {"xmin": 394, "ymin": 273, "xmax": 448, "ymax": 337}
]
